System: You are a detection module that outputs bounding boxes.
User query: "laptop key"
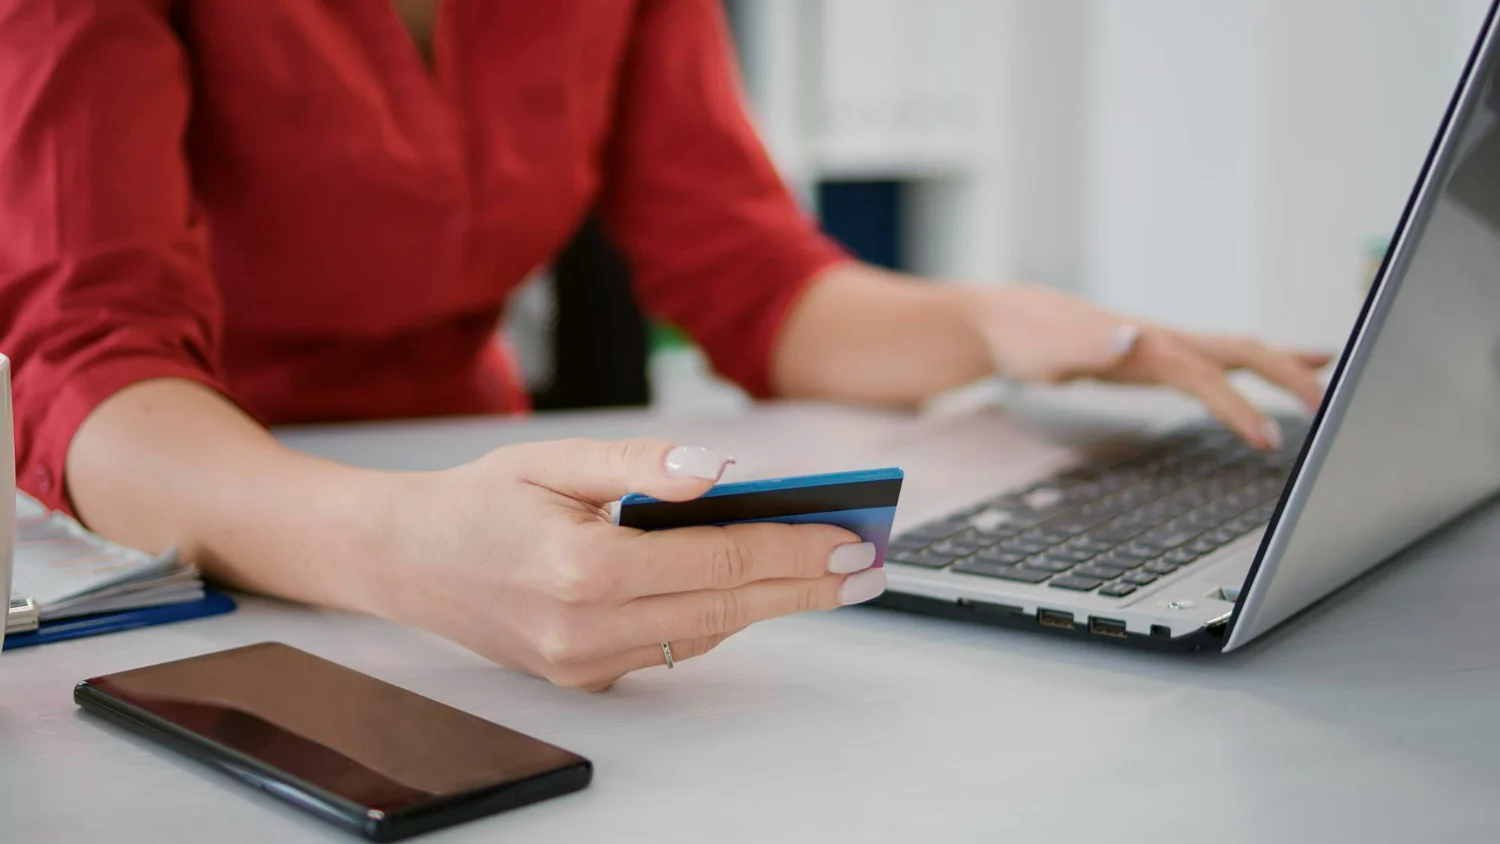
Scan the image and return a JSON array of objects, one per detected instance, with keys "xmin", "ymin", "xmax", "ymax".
[
  {"xmin": 1020, "ymin": 527, "xmax": 1071, "ymax": 545},
  {"xmin": 1049, "ymin": 575, "xmax": 1105, "ymax": 592},
  {"xmin": 1023, "ymin": 555, "xmax": 1077, "ymax": 573},
  {"xmin": 1205, "ymin": 528, "xmax": 1243, "ymax": 545},
  {"xmin": 1184, "ymin": 538, "xmax": 1220, "ymax": 557},
  {"xmin": 1143, "ymin": 559, "xmax": 1180, "ymax": 575},
  {"xmin": 1097, "ymin": 548, "xmax": 1153, "ymax": 568},
  {"xmin": 1136, "ymin": 527, "xmax": 1199, "ymax": 549},
  {"xmin": 1123, "ymin": 571, "xmax": 1158, "ymax": 586},
  {"xmin": 1125, "ymin": 541, "xmax": 1168, "ymax": 558},
  {"xmin": 930, "ymin": 532, "xmax": 996, "ymax": 556},
  {"xmin": 1163, "ymin": 548, "xmax": 1200, "ymax": 566},
  {"xmin": 888, "ymin": 549, "xmax": 957, "ymax": 569},
  {"xmin": 974, "ymin": 547, "xmax": 1028, "ymax": 566},
  {"xmin": 954, "ymin": 558, "xmax": 1022, "ymax": 579},
  {"xmin": 1098, "ymin": 582, "xmax": 1138, "ymax": 598},
  {"xmin": 1072, "ymin": 564, "xmax": 1124, "ymax": 581},
  {"xmin": 954, "ymin": 564, "xmax": 1055, "ymax": 584},
  {"xmin": 1043, "ymin": 512, "xmax": 1111, "ymax": 535},
  {"xmin": 1049, "ymin": 547, "xmax": 1097, "ymax": 564},
  {"xmin": 900, "ymin": 520, "xmax": 970, "ymax": 542},
  {"xmin": 998, "ymin": 537, "xmax": 1052, "ymax": 555},
  {"xmin": 1065, "ymin": 536, "xmax": 1115, "ymax": 555}
]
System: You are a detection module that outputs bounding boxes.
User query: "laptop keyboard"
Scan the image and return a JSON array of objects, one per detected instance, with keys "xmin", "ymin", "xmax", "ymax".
[{"xmin": 887, "ymin": 418, "xmax": 1309, "ymax": 598}]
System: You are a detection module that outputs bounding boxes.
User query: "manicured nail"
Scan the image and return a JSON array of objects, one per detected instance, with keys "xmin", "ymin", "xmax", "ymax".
[
  {"xmin": 1106, "ymin": 323, "xmax": 1141, "ymax": 358},
  {"xmin": 839, "ymin": 568, "xmax": 887, "ymax": 605},
  {"xmin": 1262, "ymin": 419, "xmax": 1284, "ymax": 451},
  {"xmin": 664, "ymin": 445, "xmax": 735, "ymax": 481},
  {"xmin": 827, "ymin": 542, "xmax": 877, "ymax": 574}
]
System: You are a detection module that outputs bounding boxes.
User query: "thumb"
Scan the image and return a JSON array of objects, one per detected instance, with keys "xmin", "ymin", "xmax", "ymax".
[{"xmin": 509, "ymin": 437, "xmax": 735, "ymax": 504}]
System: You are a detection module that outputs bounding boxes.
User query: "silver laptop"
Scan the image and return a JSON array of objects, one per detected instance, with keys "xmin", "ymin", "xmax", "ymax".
[
  {"xmin": 879, "ymin": 1, "xmax": 1500, "ymax": 652},
  {"xmin": 1, "ymin": 355, "xmax": 15, "ymax": 652}
]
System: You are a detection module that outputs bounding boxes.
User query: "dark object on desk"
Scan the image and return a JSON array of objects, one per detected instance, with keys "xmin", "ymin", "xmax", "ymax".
[
  {"xmin": 3, "ymin": 589, "xmax": 237, "ymax": 650},
  {"xmin": 619, "ymin": 468, "xmax": 905, "ymax": 566},
  {"xmin": 76, "ymin": 642, "xmax": 592, "ymax": 842},
  {"xmin": 532, "ymin": 215, "xmax": 650, "ymax": 411}
]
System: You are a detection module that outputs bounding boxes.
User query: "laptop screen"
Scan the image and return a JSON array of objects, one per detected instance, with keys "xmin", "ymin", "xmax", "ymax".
[
  {"xmin": 1228, "ymin": 0, "xmax": 1500, "ymax": 647},
  {"xmin": 1, "ymin": 355, "xmax": 14, "ymax": 653}
]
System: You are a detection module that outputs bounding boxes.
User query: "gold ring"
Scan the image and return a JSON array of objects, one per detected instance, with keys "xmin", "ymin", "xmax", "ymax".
[{"xmin": 661, "ymin": 641, "xmax": 675, "ymax": 669}]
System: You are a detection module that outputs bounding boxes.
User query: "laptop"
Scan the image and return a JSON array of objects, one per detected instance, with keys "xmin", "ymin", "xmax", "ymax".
[
  {"xmin": 877, "ymin": 1, "xmax": 1500, "ymax": 652},
  {"xmin": 1, "ymin": 355, "xmax": 14, "ymax": 652}
]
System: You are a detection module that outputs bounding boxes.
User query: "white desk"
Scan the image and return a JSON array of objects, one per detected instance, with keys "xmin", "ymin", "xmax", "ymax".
[{"xmin": 5, "ymin": 395, "xmax": 1500, "ymax": 843}]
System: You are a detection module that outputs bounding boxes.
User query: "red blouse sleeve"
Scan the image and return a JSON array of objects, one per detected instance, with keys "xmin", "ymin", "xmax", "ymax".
[
  {"xmin": 599, "ymin": 0, "xmax": 851, "ymax": 398},
  {"xmin": 0, "ymin": 0, "xmax": 230, "ymax": 515}
]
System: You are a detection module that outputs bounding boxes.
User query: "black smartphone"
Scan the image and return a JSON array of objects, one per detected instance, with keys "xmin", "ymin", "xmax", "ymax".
[{"xmin": 74, "ymin": 642, "xmax": 592, "ymax": 841}]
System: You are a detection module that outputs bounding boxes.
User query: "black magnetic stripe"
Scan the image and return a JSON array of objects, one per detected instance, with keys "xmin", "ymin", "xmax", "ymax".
[{"xmin": 618, "ymin": 478, "xmax": 903, "ymax": 531}]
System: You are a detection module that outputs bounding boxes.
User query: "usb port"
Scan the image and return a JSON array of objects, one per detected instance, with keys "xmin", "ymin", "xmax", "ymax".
[
  {"xmin": 1037, "ymin": 609, "xmax": 1075, "ymax": 630},
  {"xmin": 1088, "ymin": 617, "xmax": 1128, "ymax": 638}
]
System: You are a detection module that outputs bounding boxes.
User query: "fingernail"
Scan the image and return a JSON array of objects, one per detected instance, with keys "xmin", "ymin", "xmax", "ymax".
[
  {"xmin": 1106, "ymin": 323, "xmax": 1141, "ymax": 357},
  {"xmin": 838, "ymin": 568, "xmax": 887, "ymax": 606},
  {"xmin": 827, "ymin": 542, "xmax": 877, "ymax": 574},
  {"xmin": 664, "ymin": 445, "xmax": 735, "ymax": 481},
  {"xmin": 1262, "ymin": 419, "xmax": 1284, "ymax": 451}
]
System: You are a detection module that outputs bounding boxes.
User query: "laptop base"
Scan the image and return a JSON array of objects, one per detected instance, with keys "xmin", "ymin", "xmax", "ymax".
[{"xmin": 866, "ymin": 590, "xmax": 1229, "ymax": 653}]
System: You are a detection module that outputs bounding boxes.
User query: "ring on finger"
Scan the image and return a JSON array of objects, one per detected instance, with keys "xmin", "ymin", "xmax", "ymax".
[{"xmin": 661, "ymin": 641, "xmax": 675, "ymax": 669}]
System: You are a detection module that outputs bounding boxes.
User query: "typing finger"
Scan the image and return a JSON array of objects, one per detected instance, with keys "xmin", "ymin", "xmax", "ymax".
[
  {"xmin": 1139, "ymin": 334, "xmax": 1279, "ymax": 449},
  {"xmin": 1181, "ymin": 333, "xmax": 1326, "ymax": 412}
]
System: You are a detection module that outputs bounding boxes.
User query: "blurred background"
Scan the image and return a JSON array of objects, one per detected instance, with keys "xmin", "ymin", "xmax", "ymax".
[{"xmin": 509, "ymin": 0, "xmax": 1492, "ymax": 414}]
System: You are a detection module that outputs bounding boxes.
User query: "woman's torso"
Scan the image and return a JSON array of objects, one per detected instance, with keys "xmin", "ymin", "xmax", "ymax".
[{"xmin": 177, "ymin": 1, "xmax": 639, "ymax": 421}]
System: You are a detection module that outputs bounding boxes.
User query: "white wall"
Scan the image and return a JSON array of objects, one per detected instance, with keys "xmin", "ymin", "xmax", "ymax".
[
  {"xmin": 1084, "ymin": 0, "xmax": 1262, "ymax": 335},
  {"xmin": 1002, "ymin": 0, "xmax": 1093, "ymax": 292},
  {"xmin": 1065, "ymin": 0, "xmax": 1490, "ymax": 347},
  {"xmin": 1255, "ymin": 0, "xmax": 1487, "ymax": 347}
]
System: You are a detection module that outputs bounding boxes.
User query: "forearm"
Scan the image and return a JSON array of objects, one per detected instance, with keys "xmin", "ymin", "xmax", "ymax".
[
  {"xmin": 771, "ymin": 263, "xmax": 992, "ymax": 405},
  {"xmin": 65, "ymin": 379, "xmax": 402, "ymax": 616}
]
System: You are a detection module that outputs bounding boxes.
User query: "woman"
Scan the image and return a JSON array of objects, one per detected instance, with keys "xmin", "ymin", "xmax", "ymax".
[{"xmin": 0, "ymin": 1, "xmax": 1325, "ymax": 689}]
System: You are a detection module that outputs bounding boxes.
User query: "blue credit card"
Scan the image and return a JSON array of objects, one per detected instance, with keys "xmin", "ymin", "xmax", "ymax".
[{"xmin": 616, "ymin": 468, "xmax": 905, "ymax": 567}]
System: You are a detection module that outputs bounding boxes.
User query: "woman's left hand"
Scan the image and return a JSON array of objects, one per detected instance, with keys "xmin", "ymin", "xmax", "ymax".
[{"xmin": 959, "ymin": 282, "xmax": 1332, "ymax": 449}]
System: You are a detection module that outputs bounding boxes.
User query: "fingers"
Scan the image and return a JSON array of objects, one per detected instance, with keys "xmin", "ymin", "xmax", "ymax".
[
  {"xmin": 533, "ymin": 568, "xmax": 889, "ymax": 691},
  {"xmin": 1182, "ymin": 334, "xmax": 1326, "ymax": 411},
  {"xmin": 612, "ymin": 520, "xmax": 873, "ymax": 598},
  {"xmin": 618, "ymin": 568, "xmax": 888, "ymax": 645},
  {"xmin": 508, "ymin": 437, "xmax": 734, "ymax": 504},
  {"xmin": 568, "ymin": 633, "xmax": 737, "ymax": 692},
  {"xmin": 1131, "ymin": 331, "xmax": 1280, "ymax": 449}
]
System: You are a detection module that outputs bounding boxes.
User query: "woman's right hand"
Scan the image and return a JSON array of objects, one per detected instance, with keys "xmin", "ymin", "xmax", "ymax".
[{"xmin": 375, "ymin": 438, "xmax": 887, "ymax": 691}]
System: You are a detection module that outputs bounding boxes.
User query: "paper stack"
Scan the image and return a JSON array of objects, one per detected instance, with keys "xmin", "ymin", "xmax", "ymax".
[{"xmin": 5, "ymin": 492, "xmax": 204, "ymax": 634}]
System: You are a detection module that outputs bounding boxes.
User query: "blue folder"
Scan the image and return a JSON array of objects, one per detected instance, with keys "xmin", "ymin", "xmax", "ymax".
[{"xmin": 3, "ymin": 588, "xmax": 238, "ymax": 650}]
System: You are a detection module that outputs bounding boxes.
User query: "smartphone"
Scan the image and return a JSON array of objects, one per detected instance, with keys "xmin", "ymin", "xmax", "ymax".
[
  {"xmin": 75, "ymin": 642, "xmax": 592, "ymax": 841},
  {"xmin": 615, "ymin": 467, "xmax": 905, "ymax": 566}
]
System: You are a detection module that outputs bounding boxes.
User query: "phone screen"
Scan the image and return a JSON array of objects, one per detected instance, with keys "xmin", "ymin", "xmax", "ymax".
[{"xmin": 77, "ymin": 642, "xmax": 589, "ymax": 837}]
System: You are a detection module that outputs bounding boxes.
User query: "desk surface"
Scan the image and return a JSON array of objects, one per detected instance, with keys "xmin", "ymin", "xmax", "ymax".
[{"xmin": 5, "ymin": 391, "xmax": 1500, "ymax": 843}]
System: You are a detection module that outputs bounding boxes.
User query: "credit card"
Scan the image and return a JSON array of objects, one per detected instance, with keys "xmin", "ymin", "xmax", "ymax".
[{"xmin": 615, "ymin": 468, "xmax": 905, "ymax": 567}]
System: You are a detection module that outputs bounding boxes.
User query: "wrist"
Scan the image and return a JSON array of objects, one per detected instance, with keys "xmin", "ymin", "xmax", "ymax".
[
  {"xmin": 321, "ymin": 465, "xmax": 436, "ymax": 622},
  {"xmin": 921, "ymin": 280, "xmax": 1000, "ymax": 389}
]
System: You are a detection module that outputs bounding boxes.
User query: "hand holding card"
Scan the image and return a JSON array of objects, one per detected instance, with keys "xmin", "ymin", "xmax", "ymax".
[{"xmin": 615, "ymin": 468, "xmax": 906, "ymax": 569}]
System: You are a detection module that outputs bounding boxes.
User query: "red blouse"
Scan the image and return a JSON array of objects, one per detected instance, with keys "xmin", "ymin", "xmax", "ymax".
[{"xmin": 0, "ymin": 0, "xmax": 846, "ymax": 514}]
